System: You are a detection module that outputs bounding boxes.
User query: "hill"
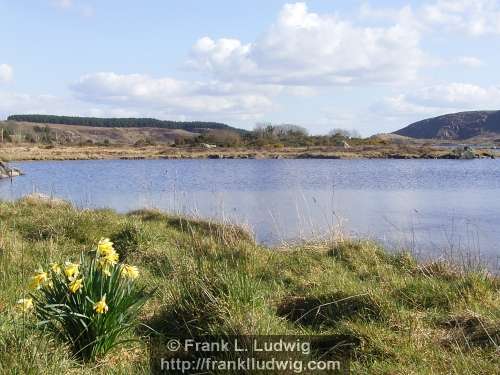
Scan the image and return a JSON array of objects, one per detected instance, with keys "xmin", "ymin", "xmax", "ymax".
[
  {"xmin": 0, "ymin": 121, "xmax": 199, "ymax": 145},
  {"xmin": 393, "ymin": 110, "xmax": 500, "ymax": 140},
  {"xmin": 7, "ymin": 114, "xmax": 246, "ymax": 134}
]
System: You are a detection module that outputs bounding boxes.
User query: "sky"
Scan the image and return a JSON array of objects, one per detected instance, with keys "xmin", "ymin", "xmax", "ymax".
[{"xmin": 1, "ymin": 0, "xmax": 500, "ymax": 136}]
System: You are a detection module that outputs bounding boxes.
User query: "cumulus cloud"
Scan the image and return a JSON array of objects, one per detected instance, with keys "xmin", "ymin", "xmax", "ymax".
[
  {"xmin": 0, "ymin": 92, "xmax": 63, "ymax": 119},
  {"xmin": 422, "ymin": 0, "xmax": 500, "ymax": 36},
  {"xmin": 188, "ymin": 2, "xmax": 424, "ymax": 86},
  {"xmin": 0, "ymin": 64, "xmax": 13, "ymax": 83},
  {"xmin": 374, "ymin": 83, "xmax": 500, "ymax": 123},
  {"xmin": 455, "ymin": 56, "xmax": 484, "ymax": 67},
  {"xmin": 0, "ymin": 90, "xmax": 169, "ymax": 121},
  {"xmin": 406, "ymin": 83, "xmax": 500, "ymax": 108},
  {"xmin": 361, "ymin": 0, "xmax": 500, "ymax": 36},
  {"xmin": 70, "ymin": 72, "xmax": 275, "ymax": 119}
]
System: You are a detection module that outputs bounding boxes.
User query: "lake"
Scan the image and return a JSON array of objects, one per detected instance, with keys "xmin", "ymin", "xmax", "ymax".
[{"xmin": 2, "ymin": 159, "xmax": 499, "ymax": 268}]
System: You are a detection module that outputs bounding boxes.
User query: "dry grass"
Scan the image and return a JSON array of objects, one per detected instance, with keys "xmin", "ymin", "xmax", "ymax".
[{"xmin": 1, "ymin": 142, "xmax": 494, "ymax": 162}]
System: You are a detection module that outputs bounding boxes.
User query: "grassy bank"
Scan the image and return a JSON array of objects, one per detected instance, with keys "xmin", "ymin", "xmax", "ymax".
[
  {"xmin": 1, "ymin": 143, "xmax": 498, "ymax": 162},
  {"xmin": 0, "ymin": 197, "xmax": 498, "ymax": 374}
]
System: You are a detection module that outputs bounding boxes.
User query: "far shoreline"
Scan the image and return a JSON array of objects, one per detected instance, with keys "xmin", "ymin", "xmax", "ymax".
[{"xmin": 1, "ymin": 143, "xmax": 498, "ymax": 162}]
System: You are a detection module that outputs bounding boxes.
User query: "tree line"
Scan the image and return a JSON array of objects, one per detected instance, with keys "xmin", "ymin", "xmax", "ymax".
[{"xmin": 7, "ymin": 114, "xmax": 243, "ymax": 133}]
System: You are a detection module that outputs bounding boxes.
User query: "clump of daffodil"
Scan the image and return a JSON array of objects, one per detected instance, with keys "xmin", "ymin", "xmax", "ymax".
[
  {"xmin": 93, "ymin": 295, "xmax": 109, "ymax": 314},
  {"xmin": 121, "ymin": 264, "xmax": 139, "ymax": 280},
  {"xmin": 68, "ymin": 277, "xmax": 84, "ymax": 293},
  {"xmin": 23, "ymin": 236, "xmax": 150, "ymax": 362},
  {"xmin": 30, "ymin": 268, "xmax": 49, "ymax": 290},
  {"xmin": 16, "ymin": 298, "xmax": 33, "ymax": 312}
]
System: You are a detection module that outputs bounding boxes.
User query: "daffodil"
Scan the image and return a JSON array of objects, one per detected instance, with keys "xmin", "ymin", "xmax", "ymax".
[
  {"xmin": 64, "ymin": 261, "xmax": 79, "ymax": 280},
  {"xmin": 30, "ymin": 268, "xmax": 48, "ymax": 290},
  {"xmin": 121, "ymin": 264, "xmax": 139, "ymax": 280},
  {"xmin": 104, "ymin": 249, "xmax": 119, "ymax": 264},
  {"xmin": 16, "ymin": 298, "xmax": 33, "ymax": 312},
  {"xmin": 93, "ymin": 295, "xmax": 109, "ymax": 314},
  {"xmin": 50, "ymin": 262, "xmax": 61, "ymax": 274},
  {"xmin": 68, "ymin": 277, "xmax": 84, "ymax": 293},
  {"xmin": 97, "ymin": 238, "xmax": 115, "ymax": 257},
  {"xmin": 97, "ymin": 249, "xmax": 119, "ymax": 276}
]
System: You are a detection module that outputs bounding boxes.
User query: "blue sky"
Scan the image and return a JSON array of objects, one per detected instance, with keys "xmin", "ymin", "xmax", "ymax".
[{"xmin": 1, "ymin": 0, "xmax": 500, "ymax": 135}]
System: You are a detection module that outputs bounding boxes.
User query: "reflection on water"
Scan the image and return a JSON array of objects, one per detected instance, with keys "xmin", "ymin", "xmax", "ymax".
[{"xmin": 1, "ymin": 159, "xmax": 499, "ymax": 267}]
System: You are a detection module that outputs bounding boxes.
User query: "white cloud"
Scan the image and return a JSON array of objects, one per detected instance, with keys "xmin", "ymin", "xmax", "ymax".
[
  {"xmin": 456, "ymin": 56, "xmax": 484, "ymax": 67},
  {"xmin": 0, "ymin": 92, "xmax": 63, "ymax": 119},
  {"xmin": 0, "ymin": 90, "xmax": 175, "ymax": 121},
  {"xmin": 422, "ymin": 0, "xmax": 500, "ymax": 36},
  {"xmin": 52, "ymin": 0, "xmax": 73, "ymax": 8},
  {"xmin": 0, "ymin": 64, "xmax": 13, "ymax": 83},
  {"xmin": 50, "ymin": 0, "xmax": 94, "ymax": 17},
  {"xmin": 374, "ymin": 83, "xmax": 500, "ymax": 124},
  {"xmin": 406, "ymin": 83, "xmax": 500, "ymax": 108},
  {"xmin": 70, "ymin": 72, "xmax": 274, "ymax": 120},
  {"xmin": 188, "ymin": 2, "xmax": 424, "ymax": 86},
  {"xmin": 361, "ymin": 0, "xmax": 500, "ymax": 36}
]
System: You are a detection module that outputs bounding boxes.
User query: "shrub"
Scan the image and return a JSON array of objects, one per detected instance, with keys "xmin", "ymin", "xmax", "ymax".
[{"xmin": 22, "ymin": 238, "xmax": 151, "ymax": 361}]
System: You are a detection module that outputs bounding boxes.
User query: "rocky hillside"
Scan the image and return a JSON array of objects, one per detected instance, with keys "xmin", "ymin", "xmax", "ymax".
[{"xmin": 394, "ymin": 110, "xmax": 500, "ymax": 140}]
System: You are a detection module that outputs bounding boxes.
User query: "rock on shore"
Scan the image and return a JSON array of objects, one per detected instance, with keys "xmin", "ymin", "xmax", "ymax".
[{"xmin": 0, "ymin": 161, "xmax": 22, "ymax": 179}]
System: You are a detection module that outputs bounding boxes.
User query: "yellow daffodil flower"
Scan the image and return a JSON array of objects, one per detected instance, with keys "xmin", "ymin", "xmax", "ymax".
[
  {"xmin": 30, "ymin": 269, "xmax": 48, "ymax": 290},
  {"xmin": 49, "ymin": 262, "xmax": 61, "ymax": 274},
  {"xmin": 121, "ymin": 264, "xmax": 139, "ymax": 280},
  {"xmin": 104, "ymin": 249, "xmax": 119, "ymax": 264},
  {"xmin": 68, "ymin": 277, "xmax": 84, "ymax": 293},
  {"xmin": 93, "ymin": 295, "xmax": 109, "ymax": 314},
  {"xmin": 16, "ymin": 298, "xmax": 33, "ymax": 312},
  {"xmin": 97, "ymin": 249, "xmax": 119, "ymax": 276},
  {"xmin": 97, "ymin": 260, "xmax": 112, "ymax": 276},
  {"xmin": 64, "ymin": 261, "xmax": 79, "ymax": 280},
  {"xmin": 97, "ymin": 238, "xmax": 115, "ymax": 257}
]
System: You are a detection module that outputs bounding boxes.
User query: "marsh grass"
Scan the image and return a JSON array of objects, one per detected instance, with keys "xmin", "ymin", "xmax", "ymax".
[{"xmin": 0, "ymin": 196, "xmax": 498, "ymax": 374}]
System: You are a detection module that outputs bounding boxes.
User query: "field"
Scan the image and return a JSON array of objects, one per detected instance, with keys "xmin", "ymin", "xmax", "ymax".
[{"xmin": 0, "ymin": 196, "xmax": 498, "ymax": 374}]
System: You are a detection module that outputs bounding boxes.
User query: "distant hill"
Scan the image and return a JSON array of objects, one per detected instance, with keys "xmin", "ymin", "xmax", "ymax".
[
  {"xmin": 0, "ymin": 120, "xmax": 199, "ymax": 145},
  {"xmin": 393, "ymin": 110, "xmax": 500, "ymax": 140},
  {"xmin": 7, "ymin": 114, "xmax": 246, "ymax": 134}
]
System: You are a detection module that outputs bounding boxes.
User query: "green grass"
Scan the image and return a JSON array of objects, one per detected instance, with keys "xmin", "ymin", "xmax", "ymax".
[{"xmin": 0, "ymin": 196, "xmax": 498, "ymax": 374}]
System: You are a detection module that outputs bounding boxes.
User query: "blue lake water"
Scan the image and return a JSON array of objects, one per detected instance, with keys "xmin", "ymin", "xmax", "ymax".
[{"xmin": 1, "ymin": 159, "xmax": 499, "ymax": 268}]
